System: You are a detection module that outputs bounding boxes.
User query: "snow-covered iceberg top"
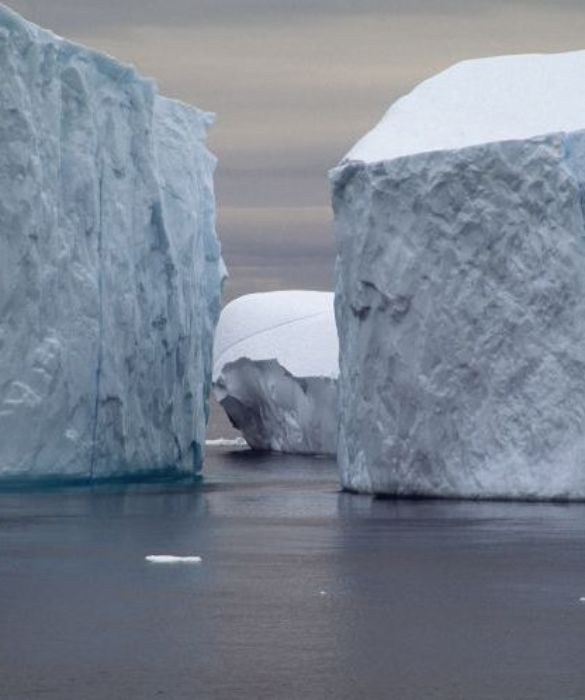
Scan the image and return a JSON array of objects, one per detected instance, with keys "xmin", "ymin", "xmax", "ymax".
[
  {"xmin": 213, "ymin": 291, "xmax": 338, "ymax": 381},
  {"xmin": 0, "ymin": 5, "xmax": 224, "ymax": 481},
  {"xmin": 213, "ymin": 291, "xmax": 338, "ymax": 455},
  {"xmin": 347, "ymin": 51, "xmax": 585, "ymax": 164}
]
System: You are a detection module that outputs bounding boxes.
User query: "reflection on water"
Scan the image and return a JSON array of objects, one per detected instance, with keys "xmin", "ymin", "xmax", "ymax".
[{"xmin": 1, "ymin": 448, "xmax": 585, "ymax": 700}]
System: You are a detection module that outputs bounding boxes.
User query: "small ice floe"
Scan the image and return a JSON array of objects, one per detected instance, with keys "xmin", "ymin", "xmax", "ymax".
[
  {"xmin": 145, "ymin": 555, "xmax": 202, "ymax": 564},
  {"xmin": 205, "ymin": 437, "xmax": 248, "ymax": 448},
  {"xmin": 320, "ymin": 590, "xmax": 327, "ymax": 596},
  {"xmin": 579, "ymin": 597, "xmax": 585, "ymax": 603}
]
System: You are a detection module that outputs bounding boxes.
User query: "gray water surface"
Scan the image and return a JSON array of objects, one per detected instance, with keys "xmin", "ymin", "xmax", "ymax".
[{"xmin": 1, "ymin": 448, "xmax": 585, "ymax": 699}]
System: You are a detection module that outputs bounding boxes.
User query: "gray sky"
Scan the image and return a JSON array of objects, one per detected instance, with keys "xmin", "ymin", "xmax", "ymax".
[{"xmin": 6, "ymin": 0, "xmax": 585, "ymax": 301}]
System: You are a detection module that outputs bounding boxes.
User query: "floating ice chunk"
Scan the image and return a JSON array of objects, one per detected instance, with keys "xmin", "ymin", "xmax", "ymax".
[
  {"xmin": 145, "ymin": 555, "xmax": 202, "ymax": 564},
  {"xmin": 205, "ymin": 437, "xmax": 248, "ymax": 448},
  {"xmin": 213, "ymin": 291, "xmax": 338, "ymax": 455}
]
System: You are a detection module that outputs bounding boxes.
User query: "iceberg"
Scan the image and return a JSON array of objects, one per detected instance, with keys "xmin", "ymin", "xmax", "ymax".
[
  {"xmin": 213, "ymin": 291, "xmax": 338, "ymax": 454},
  {"xmin": 332, "ymin": 51, "xmax": 585, "ymax": 499},
  {"xmin": 0, "ymin": 6, "xmax": 224, "ymax": 480}
]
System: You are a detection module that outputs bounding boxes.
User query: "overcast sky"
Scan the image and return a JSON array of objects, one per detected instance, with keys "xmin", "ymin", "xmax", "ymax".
[{"xmin": 6, "ymin": 0, "xmax": 585, "ymax": 300}]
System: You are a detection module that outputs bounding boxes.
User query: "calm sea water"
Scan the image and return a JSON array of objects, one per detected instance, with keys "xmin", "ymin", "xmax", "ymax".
[{"xmin": 1, "ymin": 448, "xmax": 585, "ymax": 700}]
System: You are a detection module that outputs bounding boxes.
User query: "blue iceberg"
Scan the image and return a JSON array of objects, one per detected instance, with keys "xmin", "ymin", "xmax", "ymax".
[{"xmin": 0, "ymin": 5, "xmax": 224, "ymax": 480}]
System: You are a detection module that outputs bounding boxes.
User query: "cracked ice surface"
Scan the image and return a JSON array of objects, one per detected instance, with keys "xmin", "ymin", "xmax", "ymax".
[
  {"xmin": 213, "ymin": 291, "xmax": 338, "ymax": 455},
  {"xmin": 0, "ymin": 6, "xmax": 224, "ymax": 480},
  {"xmin": 332, "ymin": 51, "xmax": 585, "ymax": 499}
]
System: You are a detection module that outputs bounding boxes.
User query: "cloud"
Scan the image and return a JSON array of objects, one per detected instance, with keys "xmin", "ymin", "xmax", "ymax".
[
  {"xmin": 3, "ymin": 0, "xmax": 505, "ymax": 33},
  {"xmin": 10, "ymin": 0, "xmax": 585, "ymax": 34}
]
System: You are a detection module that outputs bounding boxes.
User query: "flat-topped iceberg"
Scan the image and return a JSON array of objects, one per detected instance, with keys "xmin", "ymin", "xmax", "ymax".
[
  {"xmin": 213, "ymin": 291, "xmax": 338, "ymax": 454},
  {"xmin": 332, "ymin": 51, "xmax": 585, "ymax": 499},
  {"xmin": 0, "ymin": 6, "xmax": 224, "ymax": 481},
  {"xmin": 347, "ymin": 51, "xmax": 585, "ymax": 163}
]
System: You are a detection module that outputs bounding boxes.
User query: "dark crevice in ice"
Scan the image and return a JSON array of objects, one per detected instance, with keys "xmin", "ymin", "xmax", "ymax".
[{"xmin": 89, "ymin": 168, "xmax": 105, "ymax": 480}]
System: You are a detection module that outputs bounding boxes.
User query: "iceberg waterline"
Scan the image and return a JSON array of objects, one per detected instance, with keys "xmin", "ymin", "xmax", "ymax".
[
  {"xmin": 0, "ymin": 5, "xmax": 224, "ymax": 480},
  {"xmin": 333, "ymin": 51, "xmax": 585, "ymax": 500}
]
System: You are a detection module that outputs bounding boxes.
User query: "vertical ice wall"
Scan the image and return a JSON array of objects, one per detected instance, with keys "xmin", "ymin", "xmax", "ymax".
[
  {"xmin": 0, "ymin": 5, "xmax": 224, "ymax": 480},
  {"xmin": 332, "ymin": 52, "xmax": 585, "ymax": 499}
]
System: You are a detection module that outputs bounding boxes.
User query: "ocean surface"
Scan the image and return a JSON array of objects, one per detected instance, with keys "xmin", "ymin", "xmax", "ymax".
[{"xmin": 1, "ymin": 447, "xmax": 585, "ymax": 700}]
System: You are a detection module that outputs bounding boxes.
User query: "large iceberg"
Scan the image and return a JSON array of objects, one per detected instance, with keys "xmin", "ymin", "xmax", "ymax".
[
  {"xmin": 0, "ymin": 6, "xmax": 224, "ymax": 480},
  {"xmin": 332, "ymin": 51, "xmax": 585, "ymax": 500},
  {"xmin": 213, "ymin": 291, "xmax": 338, "ymax": 454}
]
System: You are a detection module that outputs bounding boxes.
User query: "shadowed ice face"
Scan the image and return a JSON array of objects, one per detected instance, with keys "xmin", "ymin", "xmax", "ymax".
[{"xmin": 7, "ymin": 0, "xmax": 585, "ymax": 299}]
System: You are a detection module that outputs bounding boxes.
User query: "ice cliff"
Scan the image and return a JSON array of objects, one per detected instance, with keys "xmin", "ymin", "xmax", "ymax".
[
  {"xmin": 0, "ymin": 5, "xmax": 224, "ymax": 480},
  {"xmin": 213, "ymin": 291, "xmax": 338, "ymax": 454},
  {"xmin": 332, "ymin": 51, "xmax": 585, "ymax": 499}
]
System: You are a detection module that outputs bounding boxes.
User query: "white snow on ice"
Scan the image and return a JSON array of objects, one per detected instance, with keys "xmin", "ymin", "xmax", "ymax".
[
  {"xmin": 213, "ymin": 291, "xmax": 338, "ymax": 380},
  {"xmin": 347, "ymin": 51, "xmax": 585, "ymax": 164}
]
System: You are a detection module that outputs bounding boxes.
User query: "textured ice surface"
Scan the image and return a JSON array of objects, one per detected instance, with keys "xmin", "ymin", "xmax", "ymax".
[
  {"xmin": 0, "ymin": 6, "xmax": 224, "ymax": 480},
  {"xmin": 213, "ymin": 291, "xmax": 338, "ymax": 454},
  {"xmin": 333, "ymin": 52, "xmax": 585, "ymax": 499}
]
